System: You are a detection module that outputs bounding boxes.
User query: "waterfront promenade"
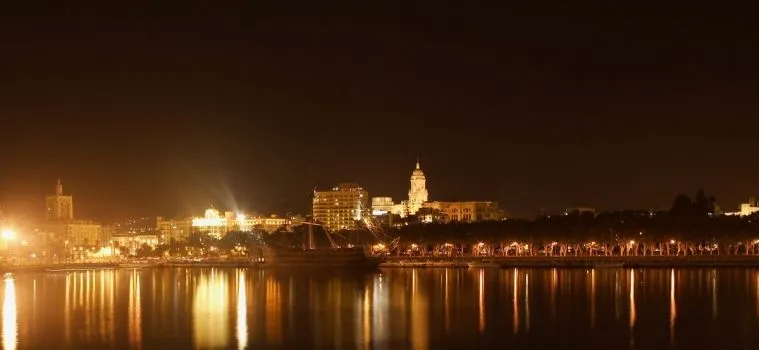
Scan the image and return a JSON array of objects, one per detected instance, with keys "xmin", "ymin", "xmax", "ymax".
[
  {"xmin": 380, "ymin": 255, "xmax": 759, "ymax": 268},
  {"xmin": 3, "ymin": 254, "xmax": 759, "ymax": 272}
]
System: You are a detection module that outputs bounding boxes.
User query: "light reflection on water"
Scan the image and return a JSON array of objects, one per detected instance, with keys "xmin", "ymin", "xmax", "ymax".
[
  {"xmin": 670, "ymin": 269, "xmax": 676, "ymax": 347},
  {"xmin": 128, "ymin": 270, "xmax": 141, "ymax": 347},
  {"xmin": 512, "ymin": 268, "xmax": 519, "ymax": 334},
  {"xmin": 3, "ymin": 268, "xmax": 759, "ymax": 349},
  {"xmin": 3, "ymin": 276, "xmax": 16, "ymax": 350},
  {"xmin": 193, "ymin": 269, "xmax": 229, "ymax": 349},
  {"xmin": 236, "ymin": 269, "xmax": 247, "ymax": 350}
]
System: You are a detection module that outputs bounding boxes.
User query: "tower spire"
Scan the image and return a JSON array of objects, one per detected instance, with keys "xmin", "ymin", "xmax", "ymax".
[
  {"xmin": 56, "ymin": 178, "xmax": 63, "ymax": 196},
  {"xmin": 416, "ymin": 156, "xmax": 420, "ymax": 170}
]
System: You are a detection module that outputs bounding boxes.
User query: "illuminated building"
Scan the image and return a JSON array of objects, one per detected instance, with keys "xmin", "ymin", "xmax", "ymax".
[
  {"xmin": 156, "ymin": 217, "xmax": 192, "ymax": 243},
  {"xmin": 192, "ymin": 209, "xmax": 291, "ymax": 239},
  {"xmin": 371, "ymin": 197, "xmax": 394, "ymax": 216},
  {"xmin": 373, "ymin": 160, "xmax": 428, "ymax": 218},
  {"xmin": 391, "ymin": 201, "xmax": 408, "ymax": 218},
  {"xmin": 39, "ymin": 179, "xmax": 102, "ymax": 246},
  {"xmin": 370, "ymin": 159, "xmax": 508, "ymax": 222},
  {"xmin": 724, "ymin": 197, "xmax": 759, "ymax": 217},
  {"xmin": 45, "ymin": 179, "xmax": 73, "ymax": 221},
  {"xmin": 192, "ymin": 209, "xmax": 229, "ymax": 239},
  {"xmin": 111, "ymin": 234, "xmax": 159, "ymax": 253},
  {"xmin": 42, "ymin": 220, "xmax": 102, "ymax": 246},
  {"xmin": 63, "ymin": 222, "xmax": 102, "ymax": 246},
  {"xmin": 423, "ymin": 201, "xmax": 505, "ymax": 222},
  {"xmin": 407, "ymin": 159, "xmax": 429, "ymax": 215},
  {"xmin": 312, "ymin": 183, "xmax": 368, "ymax": 232},
  {"xmin": 251, "ymin": 215, "xmax": 291, "ymax": 233},
  {"xmin": 111, "ymin": 217, "xmax": 157, "ymax": 235},
  {"xmin": 415, "ymin": 207, "xmax": 446, "ymax": 223}
]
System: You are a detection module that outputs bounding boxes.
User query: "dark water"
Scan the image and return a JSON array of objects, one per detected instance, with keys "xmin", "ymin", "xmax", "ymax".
[{"xmin": 2, "ymin": 267, "xmax": 758, "ymax": 349}]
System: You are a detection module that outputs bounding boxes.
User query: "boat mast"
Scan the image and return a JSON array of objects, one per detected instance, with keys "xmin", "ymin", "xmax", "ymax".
[{"xmin": 303, "ymin": 221, "xmax": 336, "ymax": 249}]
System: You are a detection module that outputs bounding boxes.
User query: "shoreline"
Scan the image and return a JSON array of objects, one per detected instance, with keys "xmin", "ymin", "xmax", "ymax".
[
  {"xmin": 3, "ymin": 255, "xmax": 759, "ymax": 273},
  {"xmin": 381, "ymin": 255, "xmax": 759, "ymax": 268}
]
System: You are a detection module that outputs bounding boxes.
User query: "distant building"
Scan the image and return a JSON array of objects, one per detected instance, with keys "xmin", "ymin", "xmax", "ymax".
[
  {"xmin": 111, "ymin": 217, "xmax": 157, "ymax": 235},
  {"xmin": 563, "ymin": 207, "xmax": 596, "ymax": 216},
  {"xmin": 372, "ymin": 159, "xmax": 430, "ymax": 218},
  {"xmin": 312, "ymin": 183, "xmax": 368, "ymax": 232},
  {"xmin": 724, "ymin": 197, "xmax": 759, "ymax": 217},
  {"xmin": 416, "ymin": 207, "xmax": 445, "ymax": 223},
  {"xmin": 192, "ymin": 208, "xmax": 230, "ymax": 239},
  {"xmin": 157, "ymin": 217, "xmax": 193, "ymax": 243},
  {"xmin": 111, "ymin": 234, "xmax": 160, "ymax": 254},
  {"xmin": 191, "ymin": 208, "xmax": 292, "ymax": 239},
  {"xmin": 42, "ymin": 221, "xmax": 102, "ymax": 247},
  {"xmin": 391, "ymin": 201, "xmax": 409, "ymax": 218},
  {"xmin": 423, "ymin": 201, "xmax": 505, "ymax": 223},
  {"xmin": 371, "ymin": 197, "xmax": 394, "ymax": 215},
  {"xmin": 101, "ymin": 224, "xmax": 116, "ymax": 244},
  {"xmin": 251, "ymin": 215, "xmax": 291, "ymax": 233},
  {"xmin": 370, "ymin": 159, "xmax": 508, "ymax": 222},
  {"xmin": 407, "ymin": 159, "xmax": 429, "ymax": 215},
  {"xmin": 40, "ymin": 180, "xmax": 101, "ymax": 247},
  {"xmin": 45, "ymin": 179, "xmax": 73, "ymax": 221}
]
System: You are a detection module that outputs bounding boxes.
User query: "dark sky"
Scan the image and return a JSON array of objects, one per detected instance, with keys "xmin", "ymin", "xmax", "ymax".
[{"xmin": 1, "ymin": 2, "xmax": 757, "ymax": 220}]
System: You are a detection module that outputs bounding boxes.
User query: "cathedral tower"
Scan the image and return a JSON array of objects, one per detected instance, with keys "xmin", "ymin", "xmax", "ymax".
[{"xmin": 407, "ymin": 158, "xmax": 428, "ymax": 215}]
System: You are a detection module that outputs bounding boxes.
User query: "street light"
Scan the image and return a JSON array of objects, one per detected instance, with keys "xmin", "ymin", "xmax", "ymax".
[{"xmin": 1, "ymin": 229, "xmax": 15, "ymax": 241}]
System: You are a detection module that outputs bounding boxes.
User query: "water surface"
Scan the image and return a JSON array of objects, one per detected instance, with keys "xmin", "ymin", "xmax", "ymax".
[{"xmin": 2, "ymin": 267, "xmax": 759, "ymax": 349}]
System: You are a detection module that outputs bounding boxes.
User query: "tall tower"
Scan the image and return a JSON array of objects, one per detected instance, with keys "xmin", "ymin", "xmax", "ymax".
[
  {"xmin": 407, "ymin": 158, "xmax": 428, "ymax": 215},
  {"xmin": 45, "ymin": 179, "xmax": 74, "ymax": 221}
]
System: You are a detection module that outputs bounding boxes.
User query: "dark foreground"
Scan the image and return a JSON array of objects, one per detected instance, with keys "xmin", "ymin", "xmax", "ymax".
[{"xmin": 1, "ymin": 267, "xmax": 759, "ymax": 349}]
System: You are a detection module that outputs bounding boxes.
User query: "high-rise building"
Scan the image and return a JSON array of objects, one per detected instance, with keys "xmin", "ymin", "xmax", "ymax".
[
  {"xmin": 312, "ymin": 183, "xmax": 369, "ymax": 232},
  {"xmin": 45, "ymin": 179, "xmax": 73, "ymax": 221},
  {"xmin": 407, "ymin": 159, "xmax": 429, "ymax": 215}
]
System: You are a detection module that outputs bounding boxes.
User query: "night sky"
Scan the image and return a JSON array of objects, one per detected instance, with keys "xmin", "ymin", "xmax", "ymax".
[{"xmin": 1, "ymin": 2, "xmax": 757, "ymax": 220}]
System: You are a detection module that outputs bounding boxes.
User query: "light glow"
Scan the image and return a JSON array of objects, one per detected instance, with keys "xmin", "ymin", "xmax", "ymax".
[
  {"xmin": 0, "ymin": 229, "xmax": 15, "ymax": 240},
  {"xmin": 192, "ymin": 209, "xmax": 227, "ymax": 227}
]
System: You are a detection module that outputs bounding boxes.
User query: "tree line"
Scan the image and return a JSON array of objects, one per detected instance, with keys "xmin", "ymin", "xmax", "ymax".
[{"xmin": 321, "ymin": 190, "xmax": 756, "ymax": 249}]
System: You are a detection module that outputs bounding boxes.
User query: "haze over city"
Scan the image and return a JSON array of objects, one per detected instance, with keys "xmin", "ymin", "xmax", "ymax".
[
  {"xmin": 2, "ymin": 2, "xmax": 758, "ymax": 221},
  {"xmin": 3, "ymin": 3, "xmax": 759, "ymax": 350}
]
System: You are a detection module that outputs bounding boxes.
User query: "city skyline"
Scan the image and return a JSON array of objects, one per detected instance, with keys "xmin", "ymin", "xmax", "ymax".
[{"xmin": 0, "ymin": 168, "xmax": 756, "ymax": 222}]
